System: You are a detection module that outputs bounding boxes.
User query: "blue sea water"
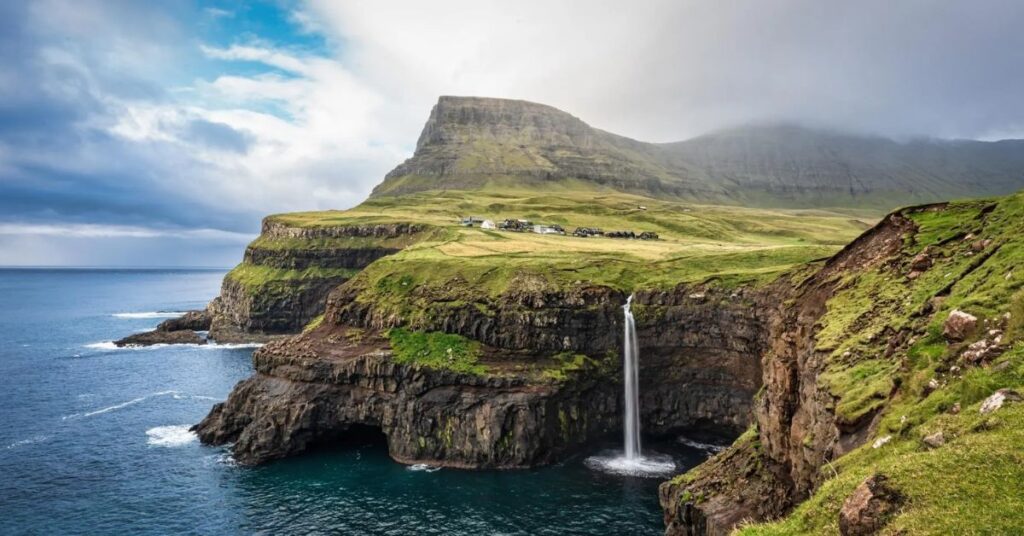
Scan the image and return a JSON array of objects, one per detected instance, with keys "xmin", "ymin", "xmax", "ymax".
[{"xmin": 0, "ymin": 269, "xmax": 710, "ymax": 535}]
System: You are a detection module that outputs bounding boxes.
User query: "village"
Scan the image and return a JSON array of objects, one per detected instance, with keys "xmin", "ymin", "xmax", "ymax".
[{"xmin": 458, "ymin": 216, "xmax": 659, "ymax": 240}]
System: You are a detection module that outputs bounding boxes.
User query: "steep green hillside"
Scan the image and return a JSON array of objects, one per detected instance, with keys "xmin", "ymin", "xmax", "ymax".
[
  {"xmin": 663, "ymin": 191, "xmax": 1024, "ymax": 535},
  {"xmin": 373, "ymin": 96, "xmax": 1024, "ymax": 209}
]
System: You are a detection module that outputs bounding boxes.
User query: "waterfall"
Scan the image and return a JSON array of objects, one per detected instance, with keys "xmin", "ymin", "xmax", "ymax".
[
  {"xmin": 583, "ymin": 294, "xmax": 676, "ymax": 476},
  {"xmin": 622, "ymin": 294, "xmax": 642, "ymax": 460}
]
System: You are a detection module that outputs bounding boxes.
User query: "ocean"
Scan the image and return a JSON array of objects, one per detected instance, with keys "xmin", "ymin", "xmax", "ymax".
[{"xmin": 0, "ymin": 268, "xmax": 709, "ymax": 535}]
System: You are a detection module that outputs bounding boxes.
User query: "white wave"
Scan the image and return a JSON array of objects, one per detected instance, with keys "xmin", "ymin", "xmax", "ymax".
[
  {"xmin": 677, "ymin": 436, "xmax": 727, "ymax": 454},
  {"xmin": 112, "ymin": 311, "xmax": 186, "ymax": 319},
  {"xmin": 65, "ymin": 390, "xmax": 180, "ymax": 420},
  {"xmin": 146, "ymin": 425, "xmax": 197, "ymax": 447},
  {"xmin": 4, "ymin": 434, "xmax": 50, "ymax": 450},
  {"xmin": 584, "ymin": 453, "xmax": 676, "ymax": 477},
  {"xmin": 83, "ymin": 341, "xmax": 262, "ymax": 352},
  {"xmin": 407, "ymin": 464, "xmax": 441, "ymax": 473},
  {"xmin": 84, "ymin": 341, "xmax": 119, "ymax": 350},
  {"xmin": 171, "ymin": 393, "xmax": 219, "ymax": 401}
]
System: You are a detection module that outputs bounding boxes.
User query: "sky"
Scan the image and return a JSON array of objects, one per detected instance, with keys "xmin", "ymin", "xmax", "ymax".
[{"xmin": 2, "ymin": 0, "xmax": 1023, "ymax": 267}]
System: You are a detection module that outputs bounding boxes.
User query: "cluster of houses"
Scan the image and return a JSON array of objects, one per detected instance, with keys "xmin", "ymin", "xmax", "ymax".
[{"xmin": 460, "ymin": 217, "xmax": 658, "ymax": 240}]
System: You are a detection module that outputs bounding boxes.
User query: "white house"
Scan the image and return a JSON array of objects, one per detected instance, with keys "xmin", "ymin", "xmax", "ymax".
[
  {"xmin": 532, "ymin": 225, "xmax": 564, "ymax": 235},
  {"xmin": 481, "ymin": 220, "xmax": 496, "ymax": 229}
]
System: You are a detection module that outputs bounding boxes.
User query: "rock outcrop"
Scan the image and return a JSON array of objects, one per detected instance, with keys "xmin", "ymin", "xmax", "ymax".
[
  {"xmin": 194, "ymin": 326, "xmax": 620, "ymax": 467},
  {"xmin": 205, "ymin": 221, "xmax": 433, "ymax": 343},
  {"xmin": 114, "ymin": 309, "xmax": 211, "ymax": 347},
  {"xmin": 838, "ymin": 474, "xmax": 902, "ymax": 536}
]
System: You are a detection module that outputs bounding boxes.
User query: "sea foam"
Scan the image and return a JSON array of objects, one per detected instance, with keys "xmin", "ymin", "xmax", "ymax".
[
  {"xmin": 584, "ymin": 452, "xmax": 676, "ymax": 477},
  {"xmin": 112, "ymin": 312, "xmax": 186, "ymax": 319},
  {"xmin": 677, "ymin": 436, "xmax": 727, "ymax": 454},
  {"xmin": 146, "ymin": 425, "xmax": 197, "ymax": 447}
]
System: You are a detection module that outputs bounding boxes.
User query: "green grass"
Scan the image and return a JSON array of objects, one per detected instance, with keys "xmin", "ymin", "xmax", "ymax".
[
  {"xmin": 227, "ymin": 187, "xmax": 872, "ymax": 327},
  {"xmin": 387, "ymin": 328, "xmax": 487, "ymax": 375},
  {"xmin": 302, "ymin": 314, "xmax": 324, "ymax": 333},
  {"xmin": 735, "ymin": 191, "xmax": 1024, "ymax": 534},
  {"xmin": 225, "ymin": 263, "xmax": 360, "ymax": 294},
  {"xmin": 738, "ymin": 346, "xmax": 1024, "ymax": 536},
  {"xmin": 541, "ymin": 351, "xmax": 616, "ymax": 382}
]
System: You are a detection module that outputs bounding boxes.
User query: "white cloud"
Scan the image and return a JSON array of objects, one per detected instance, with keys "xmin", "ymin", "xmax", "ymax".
[
  {"xmin": 304, "ymin": 0, "xmax": 1024, "ymax": 142},
  {"xmin": 0, "ymin": 223, "xmax": 253, "ymax": 242}
]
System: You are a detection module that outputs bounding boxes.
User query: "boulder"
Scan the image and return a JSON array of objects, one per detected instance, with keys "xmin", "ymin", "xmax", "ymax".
[
  {"xmin": 943, "ymin": 309, "xmax": 977, "ymax": 341},
  {"xmin": 839, "ymin": 474, "xmax": 902, "ymax": 536},
  {"xmin": 979, "ymin": 389, "xmax": 1022, "ymax": 415},
  {"xmin": 156, "ymin": 310, "xmax": 211, "ymax": 332}
]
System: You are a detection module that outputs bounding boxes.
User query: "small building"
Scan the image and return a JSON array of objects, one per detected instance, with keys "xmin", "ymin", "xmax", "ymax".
[
  {"xmin": 498, "ymin": 219, "xmax": 531, "ymax": 232},
  {"xmin": 533, "ymin": 224, "xmax": 565, "ymax": 235},
  {"xmin": 481, "ymin": 220, "xmax": 496, "ymax": 229},
  {"xmin": 572, "ymin": 227, "xmax": 604, "ymax": 238},
  {"xmin": 638, "ymin": 231, "xmax": 659, "ymax": 240},
  {"xmin": 460, "ymin": 216, "xmax": 485, "ymax": 227}
]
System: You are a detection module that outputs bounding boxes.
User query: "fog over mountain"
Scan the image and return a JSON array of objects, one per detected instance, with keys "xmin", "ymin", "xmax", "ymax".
[{"xmin": 376, "ymin": 97, "xmax": 1024, "ymax": 208}]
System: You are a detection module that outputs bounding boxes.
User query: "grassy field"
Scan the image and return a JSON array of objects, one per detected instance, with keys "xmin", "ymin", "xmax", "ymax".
[{"xmin": 256, "ymin": 187, "xmax": 875, "ymax": 295}]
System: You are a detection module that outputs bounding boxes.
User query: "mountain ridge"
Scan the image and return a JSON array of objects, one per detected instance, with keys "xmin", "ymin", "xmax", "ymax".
[{"xmin": 372, "ymin": 96, "xmax": 1024, "ymax": 210}]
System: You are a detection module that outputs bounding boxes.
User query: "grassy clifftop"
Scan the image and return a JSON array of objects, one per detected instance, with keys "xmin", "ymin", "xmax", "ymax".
[
  {"xmin": 213, "ymin": 185, "xmax": 872, "ymax": 341},
  {"xmin": 297, "ymin": 188, "xmax": 871, "ymax": 329},
  {"xmin": 708, "ymin": 192, "xmax": 1024, "ymax": 534}
]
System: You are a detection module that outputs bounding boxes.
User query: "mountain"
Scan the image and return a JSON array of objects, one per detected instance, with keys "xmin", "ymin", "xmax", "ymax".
[{"xmin": 373, "ymin": 96, "xmax": 1024, "ymax": 209}]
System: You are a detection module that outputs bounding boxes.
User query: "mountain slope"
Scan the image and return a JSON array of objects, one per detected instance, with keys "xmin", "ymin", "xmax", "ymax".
[{"xmin": 373, "ymin": 96, "xmax": 1024, "ymax": 210}]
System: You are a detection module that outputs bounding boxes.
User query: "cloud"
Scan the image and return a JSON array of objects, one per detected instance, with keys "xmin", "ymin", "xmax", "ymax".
[
  {"xmin": 304, "ymin": 0, "xmax": 1024, "ymax": 141},
  {"xmin": 0, "ymin": 223, "xmax": 253, "ymax": 241},
  {"xmin": 2, "ymin": 0, "xmax": 1024, "ymax": 266}
]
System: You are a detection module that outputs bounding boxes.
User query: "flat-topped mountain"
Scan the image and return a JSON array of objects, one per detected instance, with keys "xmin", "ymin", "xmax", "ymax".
[{"xmin": 374, "ymin": 96, "xmax": 1024, "ymax": 209}]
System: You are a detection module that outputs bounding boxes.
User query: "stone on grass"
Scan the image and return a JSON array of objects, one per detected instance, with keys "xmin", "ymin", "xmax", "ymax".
[
  {"xmin": 910, "ymin": 252, "xmax": 932, "ymax": 271},
  {"xmin": 839, "ymin": 474, "xmax": 902, "ymax": 536},
  {"xmin": 979, "ymin": 389, "xmax": 1022, "ymax": 415},
  {"xmin": 922, "ymin": 431, "xmax": 945, "ymax": 449},
  {"xmin": 943, "ymin": 309, "xmax": 977, "ymax": 342}
]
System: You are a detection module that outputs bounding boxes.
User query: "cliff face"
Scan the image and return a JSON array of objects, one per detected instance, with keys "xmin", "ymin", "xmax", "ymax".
[
  {"xmin": 195, "ymin": 327, "xmax": 620, "ymax": 467},
  {"xmin": 206, "ymin": 220, "xmax": 434, "ymax": 342},
  {"xmin": 373, "ymin": 96, "xmax": 1024, "ymax": 209},
  {"xmin": 195, "ymin": 281, "xmax": 769, "ymax": 467},
  {"xmin": 373, "ymin": 96, "xmax": 712, "ymax": 200},
  {"xmin": 659, "ymin": 211, "xmax": 918, "ymax": 534}
]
